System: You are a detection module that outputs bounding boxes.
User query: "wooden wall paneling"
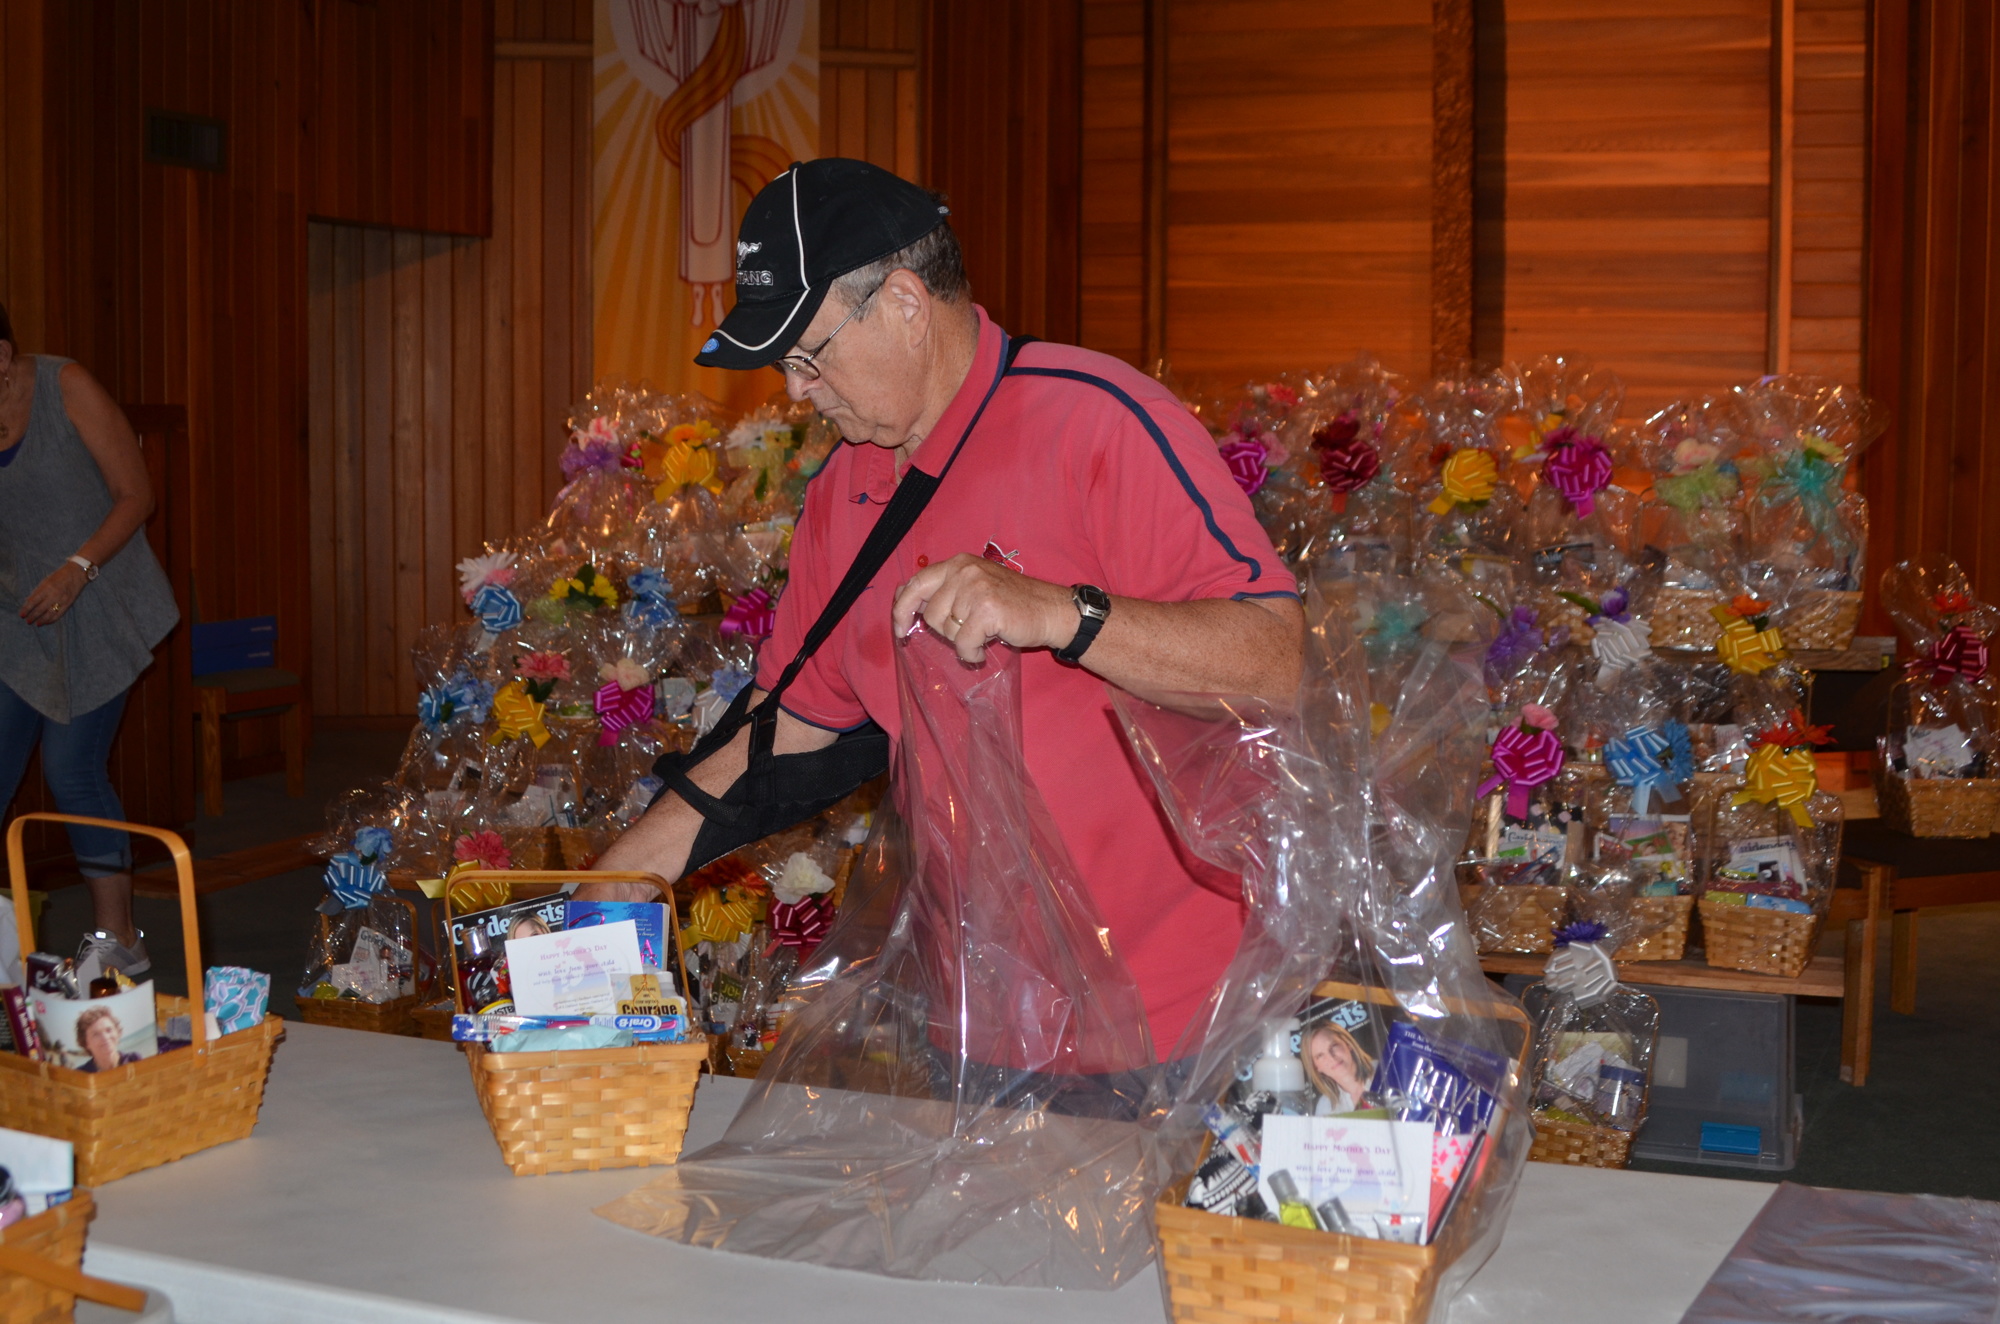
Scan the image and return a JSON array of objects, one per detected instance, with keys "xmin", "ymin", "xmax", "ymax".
[
  {"xmin": 922, "ymin": 0, "xmax": 1081, "ymax": 345},
  {"xmin": 0, "ymin": 0, "xmax": 49, "ymax": 351},
  {"xmin": 1770, "ymin": 0, "xmax": 1797, "ymax": 371},
  {"xmin": 1164, "ymin": 0, "xmax": 1435, "ymax": 387},
  {"xmin": 1787, "ymin": 0, "xmax": 1868, "ymax": 384},
  {"xmin": 305, "ymin": 0, "xmax": 494, "ymax": 237},
  {"xmin": 305, "ymin": 37, "xmax": 594, "ymax": 718},
  {"xmin": 1860, "ymin": 0, "xmax": 1910, "ymax": 618},
  {"xmin": 1078, "ymin": 0, "xmax": 1146, "ymax": 365},
  {"xmin": 823, "ymin": 0, "xmax": 923, "ymax": 180}
]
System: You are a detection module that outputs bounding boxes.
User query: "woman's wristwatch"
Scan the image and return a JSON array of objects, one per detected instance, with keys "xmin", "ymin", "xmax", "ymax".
[
  {"xmin": 1053, "ymin": 583, "xmax": 1111, "ymax": 665},
  {"xmin": 67, "ymin": 554, "xmax": 99, "ymax": 582}
]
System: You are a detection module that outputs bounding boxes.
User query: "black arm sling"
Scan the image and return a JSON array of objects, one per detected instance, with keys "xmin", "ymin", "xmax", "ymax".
[{"xmin": 656, "ymin": 333, "xmax": 1038, "ymax": 872}]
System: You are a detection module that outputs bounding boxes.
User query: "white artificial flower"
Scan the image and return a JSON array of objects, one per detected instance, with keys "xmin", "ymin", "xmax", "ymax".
[
  {"xmin": 599, "ymin": 657, "xmax": 650, "ymax": 691},
  {"xmin": 456, "ymin": 550, "xmax": 517, "ymax": 603},
  {"xmin": 772, "ymin": 852, "xmax": 836, "ymax": 906}
]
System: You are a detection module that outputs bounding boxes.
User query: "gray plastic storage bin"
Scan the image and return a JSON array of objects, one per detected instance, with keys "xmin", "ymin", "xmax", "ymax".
[{"xmin": 1503, "ymin": 976, "xmax": 1800, "ymax": 1171}]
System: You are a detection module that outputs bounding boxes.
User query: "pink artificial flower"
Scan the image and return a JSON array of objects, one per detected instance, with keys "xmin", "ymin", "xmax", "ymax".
[
  {"xmin": 1520, "ymin": 703, "xmax": 1559, "ymax": 732},
  {"xmin": 1264, "ymin": 383, "xmax": 1300, "ymax": 409},
  {"xmin": 517, "ymin": 651, "xmax": 571, "ymax": 683},
  {"xmin": 1671, "ymin": 438, "xmax": 1720, "ymax": 474},
  {"xmin": 452, "ymin": 830, "xmax": 511, "ymax": 871}
]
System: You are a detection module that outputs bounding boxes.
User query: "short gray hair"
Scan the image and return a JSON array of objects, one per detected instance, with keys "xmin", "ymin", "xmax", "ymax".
[{"xmin": 829, "ymin": 219, "xmax": 969, "ymax": 314}]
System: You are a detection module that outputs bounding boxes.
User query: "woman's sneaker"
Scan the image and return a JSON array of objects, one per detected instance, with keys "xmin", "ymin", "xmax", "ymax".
[{"xmin": 75, "ymin": 930, "xmax": 151, "ymax": 986}]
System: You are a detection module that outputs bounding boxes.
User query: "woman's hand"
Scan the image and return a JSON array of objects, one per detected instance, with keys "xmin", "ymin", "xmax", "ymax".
[{"xmin": 20, "ymin": 560, "xmax": 88, "ymax": 627}]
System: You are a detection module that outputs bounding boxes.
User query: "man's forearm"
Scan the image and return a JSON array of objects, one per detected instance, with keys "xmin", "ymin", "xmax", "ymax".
[{"xmin": 1075, "ymin": 594, "xmax": 1305, "ymax": 702}]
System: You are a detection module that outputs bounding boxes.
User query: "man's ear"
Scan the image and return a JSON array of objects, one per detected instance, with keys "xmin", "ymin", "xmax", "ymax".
[{"xmin": 879, "ymin": 268, "xmax": 931, "ymax": 344}]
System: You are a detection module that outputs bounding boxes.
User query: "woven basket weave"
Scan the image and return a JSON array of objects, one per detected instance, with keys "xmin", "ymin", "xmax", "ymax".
[
  {"xmin": 410, "ymin": 1002, "xmax": 457, "ymax": 1042},
  {"xmin": 0, "ymin": 1192, "xmax": 91, "ymax": 1324},
  {"xmin": 5, "ymin": 815, "xmax": 284, "ymax": 1187},
  {"xmin": 1874, "ymin": 767, "xmax": 2000, "ymax": 838},
  {"xmin": 1778, "ymin": 589, "xmax": 1862, "ymax": 651},
  {"xmin": 445, "ymin": 870, "xmax": 706, "ymax": 1176},
  {"xmin": 1157, "ymin": 981, "xmax": 1530, "ymax": 1324},
  {"xmin": 1613, "ymin": 894, "xmax": 1694, "ymax": 961},
  {"xmin": 1459, "ymin": 882, "xmax": 1567, "ymax": 954},
  {"xmin": 1649, "ymin": 587, "xmax": 1726, "ymax": 651},
  {"xmin": 1527, "ymin": 1115, "xmax": 1633, "ymax": 1169},
  {"xmin": 1698, "ymin": 898, "xmax": 1820, "ymax": 979}
]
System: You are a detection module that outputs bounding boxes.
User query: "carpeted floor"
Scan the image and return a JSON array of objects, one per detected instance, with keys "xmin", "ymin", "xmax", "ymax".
[{"xmin": 27, "ymin": 726, "xmax": 2000, "ymax": 1200}]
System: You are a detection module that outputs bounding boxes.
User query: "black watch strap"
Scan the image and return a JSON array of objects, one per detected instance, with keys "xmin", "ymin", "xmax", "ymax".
[{"xmin": 1054, "ymin": 583, "xmax": 1111, "ymax": 665}]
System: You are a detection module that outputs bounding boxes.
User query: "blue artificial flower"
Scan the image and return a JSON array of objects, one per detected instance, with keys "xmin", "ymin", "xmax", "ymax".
[
  {"xmin": 352, "ymin": 826, "xmax": 394, "ymax": 865},
  {"xmin": 1553, "ymin": 920, "xmax": 1609, "ymax": 948},
  {"xmin": 627, "ymin": 567, "xmax": 671, "ymax": 602},
  {"xmin": 710, "ymin": 664, "xmax": 753, "ymax": 703},
  {"xmin": 417, "ymin": 684, "xmax": 453, "ymax": 728},
  {"xmin": 626, "ymin": 595, "xmax": 682, "ymax": 629},
  {"xmin": 444, "ymin": 672, "xmax": 495, "ymax": 725},
  {"xmin": 471, "ymin": 583, "xmax": 524, "ymax": 635}
]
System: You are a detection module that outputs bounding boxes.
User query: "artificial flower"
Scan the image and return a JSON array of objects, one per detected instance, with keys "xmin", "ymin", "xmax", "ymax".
[
  {"xmin": 456, "ymin": 550, "xmax": 517, "ymax": 603},
  {"xmin": 772, "ymin": 852, "xmax": 837, "ymax": 906},
  {"xmin": 548, "ymin": 563, "xmax": 618, "ymax": 612},
  {"xmin": 1670, "ymin": 439, "xmax": 1721, "ymax": 474},
  {"xmin": 452, "ymin": 830, "xmax": 511, "ymax": 872},
  {"xmin": 1748, "ymin": 709, "xmax": 1834, "ymax": 752},
  {"xmin": 353, "ymin": 826, "xmax": 393, "ymax": 865},
  {"xmin": 517, "ymin": 651, "xmax": 571, "ymax": 683},
  {"xmin": 1520, "ymin": 703, "xmax": 1559, "ymax": 732},
  {"xmin": 710, "ymin": 664, "xmax": 753, "ymax": 703},
  {"xmin": 1935, "ymin": 590, "xmax": 1973, "ymax": 615},
  {"xmin": 600, "ymin": 657, "xmax": 650, "ymax": 691}
]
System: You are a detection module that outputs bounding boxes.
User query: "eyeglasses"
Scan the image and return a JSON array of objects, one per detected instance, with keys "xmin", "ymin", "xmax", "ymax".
[{"xmin": 774, "ymin": 283, "xmax": 882, "ymax": 381}]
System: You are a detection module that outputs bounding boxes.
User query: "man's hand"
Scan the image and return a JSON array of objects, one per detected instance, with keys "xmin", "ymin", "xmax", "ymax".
[{"xmin": 891, "ymin": 553, "xmax": 1077, "ymax": 664}]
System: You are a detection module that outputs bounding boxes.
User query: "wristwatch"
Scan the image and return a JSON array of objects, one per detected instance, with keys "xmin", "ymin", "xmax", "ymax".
[
  {"xmin": 67, "ymin": 555, "xmax": 98, "ymax": 582},
  {"xmin": 1053, "ymin": 583, "xmax": 1111, "ymax": 665}
]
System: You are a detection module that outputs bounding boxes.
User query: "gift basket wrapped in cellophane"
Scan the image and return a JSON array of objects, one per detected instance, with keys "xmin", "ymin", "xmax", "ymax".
[
  {"xmin": 1735, "ymin": 376, "xmax": 1885, "ymax": 652},
  {"xmin": 1873, "ymin": 558, "xmax": 2000, "ymax": 837},
  {"xmin": 596, "ymin": 627, "xmax": 1164, "ymax": 1288},
  {"xmin": 1520, "ymin": 921, "xmax": 1661, "ymax": 1169},
  {"xmin": 1123, "ymin": 569, "xmax": 1533, "ymax": 1324},
  {"xmin": 1247, "ymin": 356, "xmax": 1415, "ymax": 574}
]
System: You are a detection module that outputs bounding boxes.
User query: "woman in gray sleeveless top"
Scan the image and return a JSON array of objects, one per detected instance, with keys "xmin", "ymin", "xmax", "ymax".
[{"xmin": 0, "ymin": 302, "xmax": 179, "ymax": 982}]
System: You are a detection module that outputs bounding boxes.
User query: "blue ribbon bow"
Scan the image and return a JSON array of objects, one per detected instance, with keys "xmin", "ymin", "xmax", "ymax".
[
  {"xmin": 1606, "ymin": 720, "xmax": 1693, "ymax": 814},
  {"xmin": 470, "ymin": 583, "xmax": 524, "ymax": 635},
  {"xmin": 324, "ymin": 852, "xmax": 387, "ymax": 910}
]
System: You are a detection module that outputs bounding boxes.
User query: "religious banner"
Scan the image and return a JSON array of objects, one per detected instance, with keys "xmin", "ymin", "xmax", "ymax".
[{"xmin": 594, "ymin": 0, "xmax": 818, "ymax": 408}]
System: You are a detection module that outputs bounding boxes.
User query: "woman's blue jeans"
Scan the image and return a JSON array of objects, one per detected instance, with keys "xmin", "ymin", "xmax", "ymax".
[{"xmin": 0, "ymin": 681, "xmax": 132, "ymax": 876}]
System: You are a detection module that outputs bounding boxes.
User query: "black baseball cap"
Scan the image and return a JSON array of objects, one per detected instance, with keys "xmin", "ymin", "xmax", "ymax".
[{"xmin": 695, "ymin": 158, "xmax": 950, "ymax": 371}]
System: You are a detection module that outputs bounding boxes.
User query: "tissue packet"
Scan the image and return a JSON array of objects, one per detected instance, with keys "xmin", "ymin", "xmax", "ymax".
[{"xmin": 204, "ymin": 966, "xmax": 271, "ymax": 1034}]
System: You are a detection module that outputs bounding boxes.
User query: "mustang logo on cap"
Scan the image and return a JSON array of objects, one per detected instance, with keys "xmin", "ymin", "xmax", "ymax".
[{"xmin": 737, "ymin": 240, "xmax": 763, "ymax": 259}]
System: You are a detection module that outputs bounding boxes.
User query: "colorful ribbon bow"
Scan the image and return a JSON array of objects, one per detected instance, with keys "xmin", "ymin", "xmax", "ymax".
[
  {"xmin": 769, "ymin": 895, "xmax": 833, "ymax": 959},
  {"xmin": 719, "ymin": 587, "xmax": 777, "ymax": 641},
  {"xmin": 1607, "ymin": 722, "xmax": 1693, "ymax": 814},
  {"xmin": 444, "ymin": 860, "xmax": 512, "ymax": 913},
  {"xmin": 1478, "ymin": 725, "xmax": 1566, "ymax": 819},
  {"xmin": 1654, "ymin": 464, "xmax": 1737, "ymax": 514},
  {"xmin": 1217, "ymin": 434, "xmax": 1269, "ymax": 496},
  {"xmin": 1911, "ymin": 624, "xmax": 1990, "ymax": 686},
  {"xmin": 1427, "ymin": 448, "xmax": 1499, "ymax": 515},
  {"xmin": 647, "ymin": 438, "xmax": 721, "ymax": 500},
  {"xmin": 1312, "ymin": 414, "xmax": 1380, "ymax": 514},
  {"xmin": 594, "ymin": 680, "xmax": 654, "ymax": 747},
  {"xmin": 1711, "ymin": 605, "xmax": 1785, "ymax": 675},
  {"xmin": 324, "ymin": 853, "xmax": 388, "ymax": 910},
  {"xmin": 681, "ymin": 885, "xmax": 766, "ymax": 946},
  {"xmin": 470, "ymin": 584, "xmax": 524, "ymax": 635},
  {"xmin": 487, "ymin": 680, "xmax": 551, "ymax": 748},
  {"xmin": 733, "ymin": 439, "xmax": 792, "ymax": 498},
  {"xmin": 1542, "ymin": 429, "xmax": 1613, "ymax": 518},
  {"xmin": 1734, "ymin": 743, "xmax": 1819, "ymax": 828}
]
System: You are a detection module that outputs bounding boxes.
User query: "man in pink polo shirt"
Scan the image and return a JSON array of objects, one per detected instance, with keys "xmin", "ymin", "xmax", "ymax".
[{"xmin": 597, "ymin": 159, "xmax": 1301, "ymax": 1062}]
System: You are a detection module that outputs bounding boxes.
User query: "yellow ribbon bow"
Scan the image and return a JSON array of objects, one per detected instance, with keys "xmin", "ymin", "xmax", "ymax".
[
  {"xmin": 645, "ymin": 424, "xmax": 724, "ymax": 500},
  {"xmin": 442, "ymin": 861, "xmax": 512, "ymax": 911},
  {"xmin": 487, "ymin": 680, "xmax": 551, "ymax": 747},
  {"xmin": 1427, "ymin": 448, "xmax": 1499, "ymax": 515},
  {"xmin": 1710, "ymin": 605, "xmax": 1786, "ymax": 675},
  {"xmin": 1733, "ymin": 743, "xmax": 1818, "ymax": 827},
  {"xmin": 680, "ymin": 884, "xmax": 767, "ymax": 945}
]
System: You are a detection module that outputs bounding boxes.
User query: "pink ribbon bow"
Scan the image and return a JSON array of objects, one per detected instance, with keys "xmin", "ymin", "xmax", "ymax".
[
  {"xmin": 1542, "ymin": 428, "xmax": 1613, "ymax": 518},
  {"xmin": 1312, "ymin": 414, "xmax": 1381, "ymax": 514},
  {"xmin": 1477, "ymin": 726, "xmax": 1566, "ymax": 819},
  {"xmin": 594, "ymin": 681, "xmax": 655, "ymax": 746},
  {"xmin": 1910, "ymin": 624, "xmax": 1989, "ymax": 686},
  {"xmin": 769, "ymin": 895, "xmax": 833, "ymax": 959},
  {"xmin": 719, "ymin": 587, "xmax": 777, "ymax": 641}
]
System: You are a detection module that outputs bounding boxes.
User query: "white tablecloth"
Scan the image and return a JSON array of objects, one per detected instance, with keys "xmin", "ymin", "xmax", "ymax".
[{"xmin": 79, "ymin": 1023, "xmax": 1772, "ymax": 1324}]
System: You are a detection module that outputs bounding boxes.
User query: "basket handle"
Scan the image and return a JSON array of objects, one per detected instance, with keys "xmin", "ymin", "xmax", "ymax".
[
  {"xmin": 6, "ymin": 813, "xmax": 209, "ymax": 1055},
  {"xmin": 440, "ymin": 870, "xmax": 670, "ymax": 1015},
  {"xmin": 1311, "ymin": 978, "xmax": 1534, "ymax": 1074},
  {"xmin": 0, "ymin": 1240, "xmax": 147, "ymax": 1312}
]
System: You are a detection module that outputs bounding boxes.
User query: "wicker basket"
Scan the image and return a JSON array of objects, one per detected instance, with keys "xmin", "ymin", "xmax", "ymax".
[
  {"xmin": 553, "ymin": 825, "xmax": 615, "ymax": 870},
  {"xmin": 410, "ymin": 1002, "xmax": 457, "ymax": 1042},
  {"xmin": 1459, "ymin": 882, "xmax": 1568, "ymax": 954},
  {"xmin": 1650, "ymin": 587, "xmax": 1726, "ymax": 651},
  {"xmin": 0, "ymin": 1191, "xmax": 149, "ymax": 1324},
  {"xmin": 293, "ymin": 891, "xmax": 429, "ymax": 1035},
  {"xmin": 1613, "ymin": 894, "xmax": 1694, "ymax": 961},
  {"xmin": 498, "ymin": 827, "xmax": 553, "ymax": 871},
  {"xmin": 1779, "ymin": 589, "xmax": 1862, "ymax": 651},
  {"xmin": 1874, "ymin": 766, "xmax": 2000, "ymax": 838},
  {"xmin": 1528, "ymin": 1115, "xmax": 1633, "ymax": 1169},
  {"xmin": 445, "ymin": 870, "xmax": 706, "ymax": 1176},
  {"xmin": 4, "ymin": 815, "xmax": 285, "ymax": 1188},
  {"xmin": 1533, "ymin": 588, "xmax": 1594, "ymax": 645},
  {"xmin": 1156, "ymin": 980, "xmax": 1530, "ymax": 1324},
  {"xmin": 1698, "ymin": 897, "xmax": 1821, "ymax": 979}
]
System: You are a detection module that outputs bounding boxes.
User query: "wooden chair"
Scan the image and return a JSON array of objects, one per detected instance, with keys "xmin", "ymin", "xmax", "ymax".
[{"xmin": 1840, "ymin": 821, "xmax": 2000, "ymax": 1017}]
